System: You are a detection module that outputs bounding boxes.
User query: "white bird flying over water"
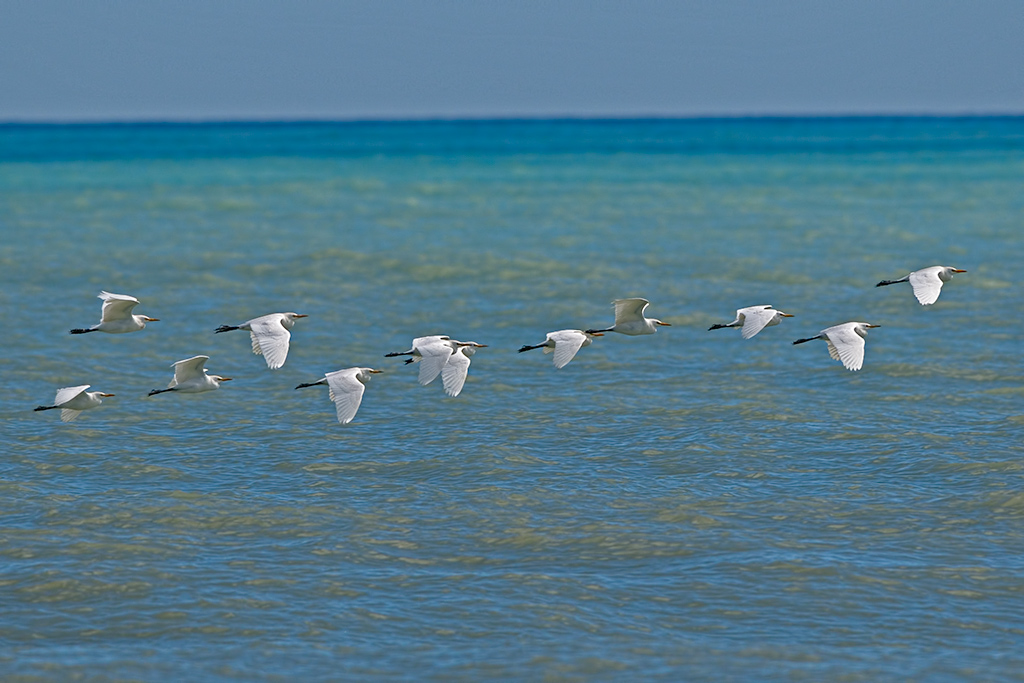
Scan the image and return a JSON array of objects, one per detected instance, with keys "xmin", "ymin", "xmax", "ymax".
[
  {"xmin": 518, "ymin": 329, "xmax": 603, "ymax": 369},
  {"xmin": 708, "ymin": 305, "xmax": 794, "ymax": 339},
  {"xmin": 876, "ymin": 266, "xmax": 967, "ymax": 305},
  {"xmin": 148, "ymin": 355, "xmax": 232, "ymax": 396},
  {"xmin": 215, "ymin": 312, "xmax": 308, "ymax": 369},
  {"xmin": 34, "ymin": 385, "xmax": 114, "ymax": 422},
  {"xmin": 792, "ymin": 322, "xmax": 880, "ymax": 372},
  {"xmin": 385, "ymin": 335, "xmax": 456, "ymax": 385},
  {"xmin": 441, "ymin": 343, "xmax": 485, "ymax": 397},
  {"xmin": 69, "ymin": 291, "xmax": 158, "ymax": 334},
  {"xmin": 586, "ymin": 298, "xmax": 671, "ymax": 336},
  {"xmin": 385, "ymin": 336, "xmax": 487, "ymax": 388},
  {"xmin": 295, "ymin": 367, "xmax": 382, "ymax": 424}
]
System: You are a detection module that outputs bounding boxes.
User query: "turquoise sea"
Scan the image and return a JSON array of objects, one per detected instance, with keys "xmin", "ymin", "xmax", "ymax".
[{"xmin": 1, "ymin": 118, "xmax": 1023, "ymax": 681}]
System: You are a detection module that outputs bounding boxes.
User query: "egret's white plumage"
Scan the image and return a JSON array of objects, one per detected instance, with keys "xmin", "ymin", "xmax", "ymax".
[
  {"xmin": 441, "ymin": 342, "xmax": 486, "ymax": 397},
  {"xmin": 876, "ymin": 266, "xmax": 967, "ymax": 305},
  {"xmin": 34, "ymin": 385, "xmax": 114, "ymax": 422},
  {"xmin": 412, "ymin": 336, "xmax": 459, "ymax": 386},
  {"xmin": 215, "ymin": 312, "xmax": 308, "ymax": 369},
  {"xmin": 587, "ymin": 298, "xmax": 670, "ymax": 336},
  {"xmin": 69, "ymin": 291, "xmax": 158, "ymax": 334},
  {"xmin": 149, "ymin": 355, "xmax": 232, "ymax": 396},
  {"xmin": 518, "ymin": 329, "xmax": 603, "ymax": 369},
  {"xmin": 295, "ymin": 367, "xmax": 382, "ymax": 424},
  {"xmin": 386, "ymin": 335, "xmax": 454, "ymax": 385},
  {"xmin": 709, "ymin": 305, "xmax": 794, "ymax": 339},
  {"xmin": 385, "ymin": 336, "xmax": 487, "ymax": 388},
  {"xmin": 793, "ymin": 322, "xmax": 880, "ymax": 372}
]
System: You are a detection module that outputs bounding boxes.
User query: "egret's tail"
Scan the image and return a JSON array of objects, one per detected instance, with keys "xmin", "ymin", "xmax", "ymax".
[
  {"xmin": 792, "ymin": 336, "xmax": 819, "ymax": 345},
  {"xmin": 518, "ymin": 343, "xmax": 544, "ymax": 353},
  {"xmin": 69, "ymin": 328, "xmax": 96, "ymax": 334},
  {"xmin": 147, "ymin": 388, "xmax": 175, "ymax": 396},
  {"xmin": 214, "ymin": 325, "xmax": 239, "ymax": 334},
  {"xmin": 33, "ymin": 405, "xmax": 58, "ymax": 412}
]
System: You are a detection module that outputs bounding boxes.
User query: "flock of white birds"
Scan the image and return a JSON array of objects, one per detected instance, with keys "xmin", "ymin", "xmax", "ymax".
[{"xmin": 35, "ymin": 265, "xmax": 966, "ymax": 425}]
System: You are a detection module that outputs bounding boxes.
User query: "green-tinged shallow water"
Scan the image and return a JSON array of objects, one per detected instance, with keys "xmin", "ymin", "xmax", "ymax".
[{"xmin": 1, "ymin": 118, "xmax": 1023, "ymax": 681}]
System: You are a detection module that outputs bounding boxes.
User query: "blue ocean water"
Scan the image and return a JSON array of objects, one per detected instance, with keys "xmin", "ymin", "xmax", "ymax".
[{"xmin": 1, "ymin": 118, "xmax": 1022, "ymax": 681}]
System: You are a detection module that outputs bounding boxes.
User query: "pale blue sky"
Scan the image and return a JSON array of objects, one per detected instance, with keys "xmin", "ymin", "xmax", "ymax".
[{"xmin": 2, "ymin": 0, "xmax": 1022, "ymax": 121}]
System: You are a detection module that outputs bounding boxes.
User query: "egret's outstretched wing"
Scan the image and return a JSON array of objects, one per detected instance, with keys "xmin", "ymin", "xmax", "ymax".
[
  {"xmin": 98, "ymin": 292, "xmax": 140, "ymax": 322},
  {"xmin": 171, "ymin": 355, "xmax": 209, "ymax": 387},
  {"xmin": 60, "ymin": 408, "xmax": 83, "ymax": 422},
  {"xmin": 735, "ymin": 306, "xmax": 773, "ymax": 339},
  {"xmin": 56, "ymin": 385, "xmax": 90, "ymax": 422},
  {"xmin": 909, "ymin": 269, "xmax": 944, "ymax": 305},
  {"xmin": 825, "ymin": 339, "xmax": 841, "ymax": 362},
  {"xmin": 550, "ymin": 330, "xmax": 588, "ymax": 369},
  {"xmin": 412, "ymin": 335, "xmax": 449, "ymax": 346},
  {"xmin": 54, "ymin": 385, "xmax": 89, "ymax": 407},
  {"xmin": 612, "ymin": 298, "xmax": 650, "ymax": 324},
  {"xmin": 416, "ymin": 339, "xmax": 455, "ymax": 385},
  {"xmin": 824, "ymin": 326, "xmax": 866, "ymax": 371},
  {"xmin": 325, "ymin": 369, "xmax": 366, "ymax": 424},
  {"xmin": 249, "ymin": 317, "xmax": 292, "ymax": 369},
  {"xmin": 442, "ymin": 351, "xmax": 471, "ymax": 397}
]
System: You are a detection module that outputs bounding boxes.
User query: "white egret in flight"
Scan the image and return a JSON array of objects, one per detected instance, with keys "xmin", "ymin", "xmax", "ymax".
[
  {"xmin": 70, "ymin": 291, "xmax": 158, "ymax": 334},
  {"xmin": 385, "ymin": 336, "xmax": 487, "ymax": 388},
  {"xmin": 34, "ymin": 385, "xmax": 114, "ymax": 422},
  {"xmin": 586, "ymin": 298, "xmax": 670, "ymax": 335},
  {"xmin": 149, "ymin": 355, "xmax": 232, "ymax": 396},
  {"xmin": 295, "ymin": 367, "xmax": 382, "ymax": 424},
  {"xmin": 792, "ymin": 322, "xmax": 880, "ymax": 372},
  {"xmin": 876, "ymin": 266, "xmax": 966, "ymax": 305},
  {"xmin": 215, "ymin": 312, "xmax": 308, "ymax": 369},
  {"xmin": 518, "ymin": 329, "xmax": 603, "ymax": 369},
  {"xmin": 709, "ymin": 305, "xmax": 794, "ymax": 339}
]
